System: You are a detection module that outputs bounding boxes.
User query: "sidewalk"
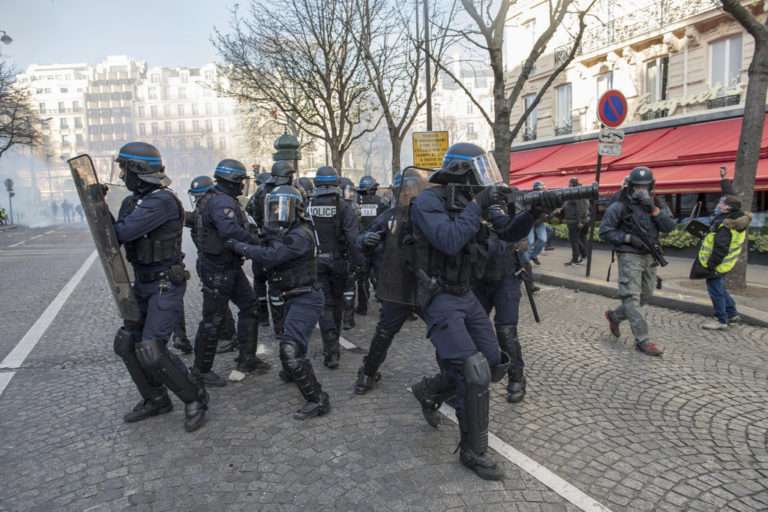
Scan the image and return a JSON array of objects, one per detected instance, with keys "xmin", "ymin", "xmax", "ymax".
[{"xmin": 532, "ymin": 240, "xmax": 768, "ymax": 326}]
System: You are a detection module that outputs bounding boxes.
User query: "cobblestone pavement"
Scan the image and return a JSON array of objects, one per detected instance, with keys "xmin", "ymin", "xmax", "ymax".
[{"xmin": 1, "ymin": 234, "xmax": 767, "ymax": 511}]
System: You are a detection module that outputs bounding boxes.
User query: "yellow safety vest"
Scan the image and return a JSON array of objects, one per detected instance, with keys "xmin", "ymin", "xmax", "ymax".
[{"xmin": 698, "ymin": 228, "xmax": 746, "ymax": 274}]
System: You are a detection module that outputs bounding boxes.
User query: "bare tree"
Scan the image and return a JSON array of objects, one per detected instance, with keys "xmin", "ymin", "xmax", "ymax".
[
  {"xmin": 352, "ymin": 0, "xmax": 456, "ymax": 176},
  {"xmin": 719, "ymin": 0, "xmax": 768, "ymax": 289},
  {"xmin": 430, "ymin": 0, "xmax": 596, "ymax": 181},
  {"xmin": 0, "ymin": 61, "xmax": 42, "ymax": 159},
  {"xmin": 214, "ymin": 0, "xmax": 379, "ymax": 172}
]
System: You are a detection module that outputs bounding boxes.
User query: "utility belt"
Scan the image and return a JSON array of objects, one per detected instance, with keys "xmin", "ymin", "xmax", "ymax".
[
  {"xmin": 136, "ymin": 264, "xmax": 190, "ymax": 284},
  {"xmin": 269, "ymin": 285, "xmax": 316, "ymax": 305}
]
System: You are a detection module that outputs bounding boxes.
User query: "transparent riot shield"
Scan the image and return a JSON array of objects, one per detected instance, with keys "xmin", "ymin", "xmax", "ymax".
[
  {"xmin": 376, "ymin": 167, "xmax": 434, "ymax": 306},
  {"xmin": 69, "ymin": 154, "xmax": 141, "ymax": 322}
]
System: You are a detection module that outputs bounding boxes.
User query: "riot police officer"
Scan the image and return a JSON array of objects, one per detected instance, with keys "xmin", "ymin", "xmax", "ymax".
[
  {"xmin": 308, "ymin": 166, "xmax": 361, "ymax": 368},
  {"xmin": 246, "ymin": 161, "xmax": 296, "ymax": 332},
  {"xmin": 225, "ymin": 185, "xmax": 331, "ymax": 420},
  {"xmin": 407, "ymin": 143, "xmax": 552, "ymax": 480},
  {"xmin": 355, "ymin": 175, "xmax": 387, "ymax": 316},
  {"xmin": 111, "ymin": 142, "xmax": 208, "ymax": 432},
  {"xmin": 297, "ymin": 176, "xmax": 315, "ymax": 200},
  {"xmin": 192, "ymin": 159, "xmax": 270, "ymax": 387},
  {"xmin": 338, "ymin": 176, "xmax": 360, "ymax": 330},
  {"xmin": 175, "ymin": 176, "xmax": 237, "ymax": 355}
]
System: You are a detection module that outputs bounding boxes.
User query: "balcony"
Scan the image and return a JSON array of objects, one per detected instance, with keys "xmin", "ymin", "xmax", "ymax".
[
  {"xmin": 523, "ymin": 128, "xmax": 537, "ymax": 142},
  {"xmin": 706, "ymin": 93, "xmax": 741, "ymax": 109},
  {"xmin": 581, "ymin": 0, "xmax": 718, "ymax": 54},
  {"xmin": 554, "ymin": 123, "xmax": 573, "ymax": 136}
]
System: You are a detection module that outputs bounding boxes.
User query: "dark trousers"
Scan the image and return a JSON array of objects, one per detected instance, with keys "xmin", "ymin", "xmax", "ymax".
[
  {"xmin": 706, "ymin": 276, "xmax": 738, "ymax": 324},
  {"xmin": 317, "ymin": 264, "xmax": 345, "ymax": 340},
  {"xmin": 567, "ymin": 223, "xmax": 587, "ymax": 262},
  {"xmin": 280, "ymin": 288, "xmax": 324, "ymax": 355},
  {"xmin": 134, "ymin": 279, "xmax": 186, "ymax": 342},
  {"xmin": 473, "ymin": 274, "xmax": 524, "ymax": 371}
]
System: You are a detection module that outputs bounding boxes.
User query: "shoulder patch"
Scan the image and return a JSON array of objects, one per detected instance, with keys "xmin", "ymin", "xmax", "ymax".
[{"xmin": 223, "ymin": 207, "xmax": 235, "ymax": 218}]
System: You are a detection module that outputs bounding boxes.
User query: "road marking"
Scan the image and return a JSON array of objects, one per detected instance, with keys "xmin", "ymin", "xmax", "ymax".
[
  {"xmin": 0, "ymin": 373, "xmax": 14, "ymax": 396},
  {"xmin": 0, "ymin": 251, "xmax": 97, "ymax": 372},
  {"xmin": 44, "ymin": 230, "xmax": 56, "ymax": 235},
  {"xmin": 8, "ymin": 241, "xmax": 24, "ymax": 248},
  {"xmin": 343, "ymin": 333, "xmax": 612, "ymax": 512},
  {"xmin": 28, "ymin": 234, "xmax": 44, "ymax": 242}
]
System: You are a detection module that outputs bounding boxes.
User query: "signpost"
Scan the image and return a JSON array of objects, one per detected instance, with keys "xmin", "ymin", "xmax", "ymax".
[
  {"xmin": 412, "ymin": 131, "xmax": 449, "ymax": 169},
  {"xmin": 586, "ymin": 90, "xmax": 627, "ymax": 278}
]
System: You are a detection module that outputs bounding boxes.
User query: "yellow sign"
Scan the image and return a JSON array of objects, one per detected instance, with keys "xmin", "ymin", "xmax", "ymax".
[{"xmin": 412, "ymin": 131, "xmax": 449, "ymax": 169}]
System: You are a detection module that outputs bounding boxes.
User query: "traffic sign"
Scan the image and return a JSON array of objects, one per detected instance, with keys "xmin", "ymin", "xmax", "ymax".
[
  {"xmin": 598, "ymin": 142, "xmax": 622, "ymax": 156},
  {"xmin": 599, "ymin": 127, "xmax": 624, "ymax": 144},
  {"xmin": 597, "ymin": 89, "xmax": 628, "ymax": 128},
  {"xmin": 412, "ymin": 131, "xmax": 449, "ymax": 169}
]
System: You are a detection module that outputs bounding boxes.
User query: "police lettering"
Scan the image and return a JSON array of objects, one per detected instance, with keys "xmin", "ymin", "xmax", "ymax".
[
  {"xmin": 360, "ymin": 205, "xmax": 378, "ymax": 217},
  {"xmin": 308, "ymin": 205, "xmax": 337, "ymax": 218}
]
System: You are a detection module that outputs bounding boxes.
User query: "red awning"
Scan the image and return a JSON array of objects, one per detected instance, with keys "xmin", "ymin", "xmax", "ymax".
[{"xmin": 509, "ymin": 113, "xmax": 768, "ymax": 194}]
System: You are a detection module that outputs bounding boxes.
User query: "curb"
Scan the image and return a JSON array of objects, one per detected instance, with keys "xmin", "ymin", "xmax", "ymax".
[
  {"xmin": 0, "ymin": 225, "xmax": 18, "ymax": 232},
  {"xmin": 536, "ymin": 270, "xmax": 768, "ymax": 328}
]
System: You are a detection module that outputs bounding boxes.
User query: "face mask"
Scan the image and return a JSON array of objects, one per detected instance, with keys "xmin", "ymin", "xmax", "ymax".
[
  {"xmin": 632, "ymin": 188, "xmax": 650, "ymax": 201},
  {"xmin": 123, "ymin": 171, "xmax": 143, "ymax": 193}
]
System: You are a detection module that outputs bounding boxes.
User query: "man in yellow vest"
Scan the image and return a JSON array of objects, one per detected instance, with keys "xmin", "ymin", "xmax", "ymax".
[{"xmin": 690, "ymin": 193, "xmax": 751, "ymax": 330}]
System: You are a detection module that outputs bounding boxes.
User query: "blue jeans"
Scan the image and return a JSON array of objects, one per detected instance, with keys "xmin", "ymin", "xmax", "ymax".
[
  {"xmin": 527, "ymin": 224, "xmax": 547, "ymax": 260},
  {"xmin": 706, "ymin": 276, "xmax": 738, "ymax": 324}
]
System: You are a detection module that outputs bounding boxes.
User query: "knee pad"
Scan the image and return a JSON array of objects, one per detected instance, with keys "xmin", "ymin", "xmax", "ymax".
[
  {"xmin": 279, "ymin": 339, "xmax": 303, "ymax": 372},
  {"xmin": 136, "ymin": 339, "xmax": 166, "ymax": 372},
  {"xmin": 113, "ymin": 327, "xmax": 138, "ymax": 358},
  {"xmin": 463, "ymin": 352, "xmax": 491, "ymax": 388},
  {"xmin": 489, "ymin": 351, "xmax": 511, "ymax": 383}
]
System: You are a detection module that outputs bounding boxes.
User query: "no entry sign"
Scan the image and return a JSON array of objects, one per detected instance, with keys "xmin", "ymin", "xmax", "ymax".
[{"xmin": 597, "ymin": 89, "xmax": 628, "ymax": 128}]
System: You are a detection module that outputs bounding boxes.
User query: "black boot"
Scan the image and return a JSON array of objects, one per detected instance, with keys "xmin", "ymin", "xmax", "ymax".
[
  {"xmin": 236, "ymin": 321, "xmax": 271, "ymax": 374},
  {"xmin": 291, "ymin": 359, "xmax": 331, "ymax": 420},
  {"xmin": 496, "ymin": 325, "xmax": 526, "ymax": 404},
  {"xmin": 458, "ymin": 422, "xmax": 505, "ymax": 481},
  {"xmin": 191, "ymin": 367, "xmax": 227, "ymax": 388},
  {"xmin": 216, "ymin": 338, "xmax": 237, "ymax": 354},
  {"xmin": 411, "ymin": 372, "xmax": 454, "ymax": 428},
  {"xmin": 123, "ymin": 394, "xmax": 173, "ymax": 423},
  {"xmin": 184, "ymin": 389, "xmax": 209, "ymax": 432},
  {"xmin": 506, "ymin": 369, "xmax": 526, "ymax": 403},
  {"xmin": 322, "ymin": 337, "xmax": 340, "ymax": 369},
  {"xmin": 354, "ymin": 365, "xmax": 381, "ymax": 395},
  {"xmin": 172, "ymin": 336, "xmax": 193, "ymax": 355}
]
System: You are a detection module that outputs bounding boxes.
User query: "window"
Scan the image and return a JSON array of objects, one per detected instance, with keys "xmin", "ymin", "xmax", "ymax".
[
  {"xmin": 148, "ymin": 87, "xmax": 157, "ymax": 100},
  {"xmin": 178, "ymin": 120, "xmax": 185, "ymax": 133},
  {"xmin": 205, "ymin": 119, "xmax": 213, "ymax": 131},
  {"xmin": 151, "ymin": 122, "xmax": 158, "ymax": 135},
  {"xmin": 150, "ymin": 105, "xmax": 158, "ymax": 118},
  {"xmin": 710, "ymin": 34, "xmax": 743, "ymax": 92},
  {"xmin": 218, "ymin": 119, "xmax": 226, "ymax": 132},
  {"xmin": 38, "ymin": 102, "xmax": 46, "ymax": 112},
  {"xmin": 466, "ymin": 122, "xmax": 477, "ymax": 139},
  {"xmin": 60, "ymin": 118, "xmax": 69, "ymax": 129},
  {"xmin": 58, "ymin": 101, "xmax": 66, "ymax": 113},
  {"xmin": 139, "ymin": 123, "xmax": 146, "ymax": 136},
  {"xmin": 60, "ymin": 87, "xmax": 68, "ymax": 93},
  {"xmin": 178, "ymin": 87, "xmax": 187, "ymax": 99},
  {"xmin": 205, "ymin": 103, "xmax": 212, "ymax": 115},
  {"xmin": 596, "ymin": 71, "xmax": 613, "ymax": 100},
  {"xmin": 192, "ymin": 104, "xmax": 199, "ymax": 116},
  {"xmin": 164, "ymin": 104, "xmax": 171, "ymax": 117},
  {"xmin": 523, "ymin": 20, "xmax": 537, "ymax": 74},
  {"xmin": 61, "ymin": 134, "xmax": 71, "ymax": 146},
  {"xmin": 177, "ymin": 104, "xmax": 184, "ymax": 116},
  {"xmin": 645, "ymin": 57, "xmax": 669, "ymax": 103},
  {"xmin": 555, "ymin": 83, "xmax": 572, "ymax": 134},
  {"xmin": 151, "ymin": 74, "xmax": 160, "ymax": 83},
  {"xmin": 523, "ymin": 94, "xmax": 538, "ymax": 141},
  {"xmin": 467, "ymin": 102, "xmax": 474, "ymax": 114},
  {"xmin": 75, "ymin": 133, "xmax": 84, "ymax": 146},
  {"xmin": 72, "ymin": 100, "xmax": 81, "ymax": 112},
  {"xmin": 192, "ymin": 120, "xmax": 200, "ymax": 131},
  {"xmin": 138, "ymin": 105, "xmax": 145, "ymax": 118},
  {"xmin": 181, "ymin": 72, "xmax": 189, "ymax": 84},
  {"xmin": 74, "ymin": 117, "xmax": 83, "ymax": 129},
  {"xmin": 165, "ymin": 121, "xmax": 172, "ymax": 134},
  {"xmin": 219, "ymin": 137, "xmax": 227, "ymax": 150}
]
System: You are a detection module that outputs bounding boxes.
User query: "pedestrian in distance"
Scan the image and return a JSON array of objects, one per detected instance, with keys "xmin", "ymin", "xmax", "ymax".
[
  {"xmin": 690, "ymin": 166, "xmax": 751, "ymax": 330},
  {"xmin": 561, "ymin": 177, "xmax": 589, "ymax": 265},
  {"xmin": 600, "ymin": 166, "xmax": 675, "ymax": 356},
  {"xmin": 526, "ymin": 181, "xmax": 548, "ymax": 265}
]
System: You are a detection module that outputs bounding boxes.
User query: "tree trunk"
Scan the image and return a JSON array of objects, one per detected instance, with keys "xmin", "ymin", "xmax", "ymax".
[
  {"xmin": 492, "ymin": 104, "xmax": 512, "ymax": 184},
  {"xmin": 331, "ymin": 146, "xmax": 344, "ymax": 175},
  {"xmin": 726, "ymin": 35, "xmax": 768, "ymax": 289},
  {"xmin": 390, "ymin": 134, "xmax": 402, "ymax": 180}
]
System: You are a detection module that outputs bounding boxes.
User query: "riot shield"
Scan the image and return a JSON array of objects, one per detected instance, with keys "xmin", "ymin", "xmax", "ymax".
[
  {"xmin": 68, "ymin": 154, "xmax": 141, "ymax": 322},
  {"xmin": 376, "ymin": 167, "xmax": 434, "ymax": 305}
]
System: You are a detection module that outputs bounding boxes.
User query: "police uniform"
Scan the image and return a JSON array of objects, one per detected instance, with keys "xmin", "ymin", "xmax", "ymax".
[
  {"xmin": 308, "ymin": 167, "xmax": 361, "ymax": 368},
  {"xmin": 227, "ymin": 185, "xmax": 331, "ymax": 420},
  {"xmin": 192, "ymin": 160, "xmax": 269, "ymax": 385},
  {"xmin": 339, "ymin": 177, "xmax": 360, "ymax": 330},
  {"xmin": 111, "ymin": 141, "xmax": 207, "ymax": 432},
  {"xmin": 355, "ymin": 180, "xmax": 387, "ymax": 315}
]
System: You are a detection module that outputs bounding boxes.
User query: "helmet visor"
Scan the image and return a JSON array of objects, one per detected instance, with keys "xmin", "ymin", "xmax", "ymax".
[
  {"xmin": 470, "ymin": 152, "xmax": 503, "ymax": 186},
  {"xmin": 342, "ymin": 185, "xmax": 356, "ymax": 201},
  {"xmin": 265, "ymin": 192, "xmax": 300, "ymax": 227}
]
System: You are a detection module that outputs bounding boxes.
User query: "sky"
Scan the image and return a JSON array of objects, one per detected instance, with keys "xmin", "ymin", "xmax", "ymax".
[{"xmin": 1, "ymin": 0, "xmax": 237, "ymax": 70}]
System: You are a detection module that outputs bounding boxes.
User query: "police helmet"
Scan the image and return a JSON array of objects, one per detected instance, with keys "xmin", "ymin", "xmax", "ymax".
[
  {"xmin": 188, "ymin": 175, "xmax": 214, "ymax": 196},
  {"xmin": 339, "ymin": 176, "xmax": 356, "ymax": 201},
  {"xmin": 255, "ymin": 172, "xmax": 271, "ymax": 186},
  {"xmin": 314, "ymin": 166, "xmax": 339, "ymax": 187},
  {"xmin": 265, "ymin": 185, "xmax": 303, "ymax": 228},
  {"xmin": 357, "ymin": 175, "xmax": 379, "ymax": 193},
  {"xmin": 270, "ymin": 161, "xmax": 295, "ymax": 186},
  {"xmin": 430, "ymin": 142, "xmax": 502, "ymax": 186},
  {"xmin": 214, "ymin": 159, "xmax": 248, "ymax": 183},
  {"xmin": 297, "ymin": 176, "xmax": 315, "ymax": 195},
  {"xmin": 532, "ymin": 181, "xmax": 545, "ymax": 191},
  {"xmin": 627, "ymin": 166, "xmax": 655, "ymax": 190},
  {"xmin": 115, "ymin": 142, "xmax": 170, "ymax": 186}
]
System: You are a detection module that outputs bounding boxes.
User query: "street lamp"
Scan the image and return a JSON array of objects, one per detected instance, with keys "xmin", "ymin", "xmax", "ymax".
[{"xmin": 0, "ymin": 31, "xmax": 12, "ymax": 45}]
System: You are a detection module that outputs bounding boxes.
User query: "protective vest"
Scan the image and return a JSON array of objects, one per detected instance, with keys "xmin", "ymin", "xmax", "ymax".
[
  {"xmin": 246, "ymin": 183, "xmax": 274, "ymax": 227},
  {"xmin": 359, "ymin": 195, "xmax": 385, "ymax": 230},
  {"xmin": 477, "ymin": 227, "xmax": 515, "ymax": 283},
  {"xmin": 408, "ymin": 188, "xmax": 477, "ymax": 293},
  {"xmin": 123, "ymin": 190, "xmax": 183, "ymax": 267},
  {"xmin": 698, "ymin": 228, "xmax": 746, "ymax": 274},
  {"xmin": 194, "ymin": 190, "xmax": 246, "ymax": 263},
  {"xmin": 268, "ymin": 222, "xmax": 318, "ymax": 292},
  {"xmin": 307, "ymin": 190, "xmax": 346, "ymax": 257}
]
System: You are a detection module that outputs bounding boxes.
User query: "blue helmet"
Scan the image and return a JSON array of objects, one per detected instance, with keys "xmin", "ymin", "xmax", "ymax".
[
  {"xmin": 314, "ymin": 166, "xmax": 339, "ymax": 187},
  {"xmin": 358, "ymin": 175, "xmax": 378, "ymax": 193},
  {"xmin": 214, "ymin": 159, "xmax": 248, "ymax": 183},
  {"xmin": 188, "ymin": 175, "xmax": 214, "ymax": 196},
  {"xmin": 116, "ymin": 141, "xmax": 169, "ymax": 186}
]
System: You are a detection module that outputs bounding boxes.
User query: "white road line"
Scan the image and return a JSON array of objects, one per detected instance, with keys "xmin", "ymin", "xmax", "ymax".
[
  {"xmin": 437, "ymin": 403, "xmax": 614, "ymax": 512},
  {"xmin": 343, "ymin": 334, "xmax": 611, "ymax": 512},
  {"xmin": 8, "ymin": 241, "xmax": 24, "ymax": 248},
  {"xmin": 0, "ymin": 372, "xmax": 14, "ymax": 396},
  {"xmin": 0, "ymin": 251, "xmax": 97, "ymax": 371},
  {"xmin": 44, "ymin": 230, "xmax": 56, "ymax": 235},
  {"xmin": 28, "ymin": 234, "xmax": 44, "ymax": 241}
]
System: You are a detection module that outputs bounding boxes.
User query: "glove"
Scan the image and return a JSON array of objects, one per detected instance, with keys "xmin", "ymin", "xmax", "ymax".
[
  {"xmin": 99, "ymin": 184, "xmax": 109, "ymax": 197},
  {"xmin": 362, "ymin": 231, "xmax": 382, "ymax": 248},
  {"xmin": 653, "ymin": 194, "xmax": 667, "ymax": 211},
  {"xmin": 224, "ymin": 238, "xmax": 246, "ymax": 255},
  {"xmin": 624, "ymin": 233, "xmax": 645, "ymax": 250},
  {"xmin": 474, "ymin": 186, "xmax": 503, "ymax": 211},
  {"xmin": 537, "ymin": 190, "xmax": 562, "ymax": 210}
]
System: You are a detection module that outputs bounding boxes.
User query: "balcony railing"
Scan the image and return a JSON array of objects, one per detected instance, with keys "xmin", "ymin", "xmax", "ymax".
[
  {"xmin": 554, "ymin": 123, "xmax": 573, "ymax": 136},
  {"xmin": 581, "ymin": 0, "xmax": 718, "ymax": 54}
]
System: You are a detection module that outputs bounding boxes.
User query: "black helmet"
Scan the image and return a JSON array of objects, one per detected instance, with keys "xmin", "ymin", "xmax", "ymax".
[
  {"xmin": 314, "ymin": 166, "xmax": 339, "ymax": 187},
  {"xmin": 265, "ymin": 184, "xmax": 303, "ymax": 228},
  {"xmin": 188, "ymin": 175, "xmax": 214, "ymax": 196},
  {"xmin": 627, "ymin": 166, "xmax": 654, "ymax": 189},
  {"xmin": 297, "ymin": 176, "xmax": 315, "ymax": 195},
  {"xmin": 214, "ymin": 159, "xmax": 248, "ymax": 183},
  {"xmin": 339, "ymin": 176, "xmax": 356, "ymax": 200},
  {"xmin": 431, "ymin": 142, "xmax": 502, "ymax": 186},
  {"xmin": 255, "ymin": 172, "xmax": 271, "ymax": 186},
  {"xmin": 116, "ymin": 142, "xmax": 170, "ymax": 186},
  {"xmin": 269, "ymin": 161, "xmax": 295, "ymax": 187},
  {"xmin": 358, "ymin": 175, "xmax": 378, "ymax": 193}
]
